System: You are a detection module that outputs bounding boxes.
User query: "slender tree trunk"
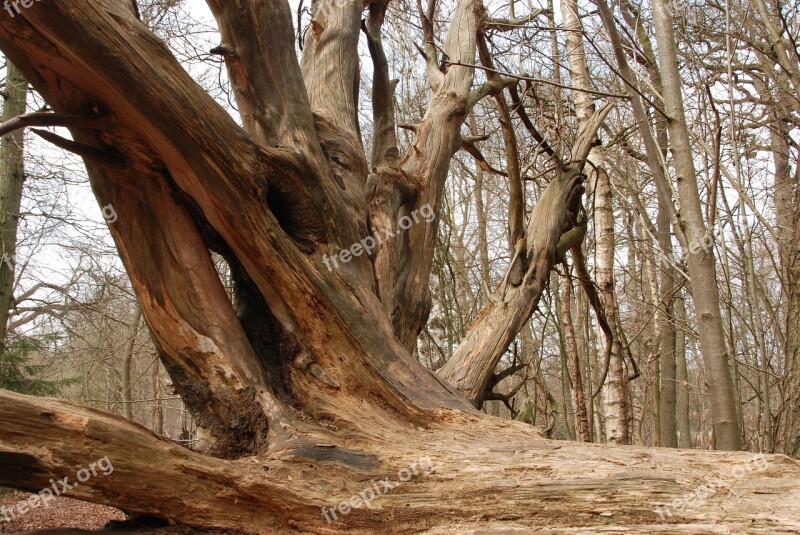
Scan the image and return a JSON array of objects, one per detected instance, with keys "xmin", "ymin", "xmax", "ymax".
[
  {"xmin": 657, "ymin": 192, "xmax": 678, "ymax": 447},
  {"xmin": 122, "ymin": 306, "xmax": 142, "ymax": 420},
  {"xmin": 471, "ymin": 116, "xmax": 491, "ymax": 287},
  {"xmin": 675, "ymin": 294, "xmax": 692, "ymax": 448},
  {"xmin": 595, "ymin": 164, "xmax": 629, "ymax": 445},
  {"xmin": 768, "ymin": 81, "xmax": 800, "ymax": 457},
  {"xmin": 0, "ymin": 62, "xmax": 27, "ymax": 347},
  {"xmin": 561, "ymin": 272, "xmax": 591, "ymax": 441},
  {"xmin": 562, "ymin": 0, "xmax": 629, "ymax": 445},
  {"xmin": 152, "ymin": 355, "xmax": 163, "ymax": 435},
  {"xmin": 650, "ymin": 0, "xmax": 743, "ymax": 450}
]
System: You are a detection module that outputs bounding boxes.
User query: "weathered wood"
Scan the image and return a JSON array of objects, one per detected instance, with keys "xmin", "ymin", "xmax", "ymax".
[
  {"xmin": 3, "ymin": 390, "xmax": 800, "ymax": 534},
  {"xmin": 438, "ymin": 169, "xmax": 586, "ymax": 406}
]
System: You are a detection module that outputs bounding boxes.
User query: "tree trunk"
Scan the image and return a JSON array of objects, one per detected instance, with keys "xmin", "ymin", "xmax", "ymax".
[
  {"xmin": 595, "ymin": 164, "xmax": 630, "ymax": 445},
  {"xmin": 767, "ymin": 77, "xmax": 800, "ymax": 457},
  {"xmin": 562, "ymin": 0, "xmax": 630, "ymax": 444},
  {"xmin": 438, "ymin": 169, "xmax": 587, "ymax": 406},
  {"xmin": 657, "ymin": 179, "xmax": 679, "ymax": 448},
  {"xmin": 438, "ymin": 2, "xmax": 612, "ymax": 407},
  {"xmin": 675, "ymin": 294, "xmax": 692, "ymax": 448},
  {"xmin": 561, "ymin": 272, "xmax": 591, "ymax": 442},
  {"xmin": 652, "ymin": 0, "xmax": 743, "ymax": 450},
  {"xmin": 121, "ymin": 307, "xmax": 141, "ymax": 421},
  {"xmin": 3, "ymin": 389, "xmax": 800, "ymax": 533},
  {"xmin": 0, "ymin": 61, "xmax": 27, "ymax": 347}
]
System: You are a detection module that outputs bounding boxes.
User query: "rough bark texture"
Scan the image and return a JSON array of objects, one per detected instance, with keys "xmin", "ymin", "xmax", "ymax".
[
  {"xmin": 0, "ymin": 0, "xmax": 474, "ymax": 459},
  {"xmin": 3, "ymin": 389, "xmax": 800, "ymax": 534}
]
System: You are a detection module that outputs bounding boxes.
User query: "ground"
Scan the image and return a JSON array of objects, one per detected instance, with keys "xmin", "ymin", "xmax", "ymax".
[
  {"xmin": 0, "ymin": 491, "xmax": 123, "ymax": 533},
  {"xmin": 0, "ymin": 491, "xmax": 237, "ymax": 534}
]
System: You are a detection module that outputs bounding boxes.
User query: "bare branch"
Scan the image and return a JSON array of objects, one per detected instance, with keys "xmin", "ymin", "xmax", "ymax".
[
  {"xmin": 363, "ymin": 0, "xmax": 401, "ymax": 167},
  {"xmin": 445, "ymin": 60, "xmax": 630, "ymax": 99},
  {"xmin": 0, "ymin": 111, "xmax": 103, "ymax": 137},
  {"xmin": 417, "ymin": 0, "xmax": 444, "ymax": 91},
  {"xmin": 485, "ymin": 9, "xmax": 549, "ymax": 32}
]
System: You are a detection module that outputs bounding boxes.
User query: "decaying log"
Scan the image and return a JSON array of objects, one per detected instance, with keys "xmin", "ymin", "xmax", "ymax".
[{"xmin": 3, "ymin": 390, "xmax": 800, "ymax": 534}]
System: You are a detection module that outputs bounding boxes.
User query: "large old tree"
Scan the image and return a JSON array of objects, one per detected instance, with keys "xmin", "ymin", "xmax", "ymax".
[{"xmin": 1, "ymin": 1, "xmax": 799, "ymax": 533}]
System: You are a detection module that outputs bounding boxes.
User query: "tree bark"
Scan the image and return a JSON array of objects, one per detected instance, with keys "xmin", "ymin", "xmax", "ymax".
[
  {"xmin": 0, "ymin": 61, "xmax": 27, "ymax": 347},
  {"xmin": 121, "ymin": 307, "xmax": 141, "ymax": 421},
  {"xmin": 3, "ymin": 389, "xmax": 800, "ymax": 533},
  {"xmin": 561, "ymin": 272, "xmax": 591, "ymax": 442},
  {"xmin": 438, "ymin": 169, "xmax": 588, "ymax": 406},
  {"xmin": 766, "ymin": 71, "xmax": 800, "ymax": 457},
  {"xmin": 1, "ymin": 1, "xmax": 791, "ymax": 531},
  {"xmin": 675, "ymin": 294, "xmax": 692, "ymax": 448},
  {"xmin": 650, "ymin": 0, "xmax": 742, "ymax": 451},
  {"xmin": 561, "ymin": 0, "xmax": 630, "ymax": 444}
]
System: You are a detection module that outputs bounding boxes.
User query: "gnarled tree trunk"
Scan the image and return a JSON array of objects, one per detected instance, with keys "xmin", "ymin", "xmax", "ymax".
[{"xmin": 0, "ymin": 2, "xmax": 797, "ymax": 533}]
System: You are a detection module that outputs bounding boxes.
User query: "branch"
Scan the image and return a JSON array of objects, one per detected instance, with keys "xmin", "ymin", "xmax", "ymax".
[
  {"xmin": 363, "ymin": 1, "xmax": 400, "ymax": 166},
  {"xmin": 477, "ymin": 33, "xmax": 526, "ymax": 280},
  {"xmin": 445, "ymin": 61, "xmax": 630, "ymax": 99},
  {"xmin": 467, "ymin": 75, "xmax": 517, "ymax": 109},
  {"xmin": 31, "ymin": 129, "xmax": 123, "ymax": 167},
  {"xmin": 0, "ymin": 111, "xmax": 103, "ymax": 137},
  {"xmin": 460, "ymin": 136, "xmax": 509, "ymax": 176},
  {"xmin": 0, "ymin": 390, "xmax": 313, "ymax": 531},
  {"xmin": 493, "ymin": 361, "xmax": 528, "ymax": 384},
  {"xmin": 570, "ymin": 245, "xmax": 640, "ymax": 400},
  {"xmin": 417, "ymin": 0, "xmax": 444, "ymax": 91},
  {"xmin": 299, "ymin": 0, "xmax": 366, "ymax": 143},
  {"xmin": 485, "ymin": 10, "xmax": 550, "ymax": 32},
  {"xmin": 206, "ymin": 0, "xmax": 320, "ymax": 148},
  {"xmin": 569, "ymin": 102, "xmax": 614, "ymax": 165},
  {"xmin": 508, "ymin": 82, "xmax": 558, "ymax": 160}
]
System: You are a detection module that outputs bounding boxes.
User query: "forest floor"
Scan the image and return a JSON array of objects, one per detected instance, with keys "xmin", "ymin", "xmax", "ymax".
[
  {"xmin": 0, "ymin": 491, "xmax": 239, "ymax": 534},
  {"xmin": 0, "ymin": 491, "xmax": 124, "ymax": 533}
]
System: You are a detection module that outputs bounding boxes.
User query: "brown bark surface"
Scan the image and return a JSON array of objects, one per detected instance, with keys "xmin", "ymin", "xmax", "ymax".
[{"xmin": 3, "ymin": 389, "xmax": 800, "ymax": 534}]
